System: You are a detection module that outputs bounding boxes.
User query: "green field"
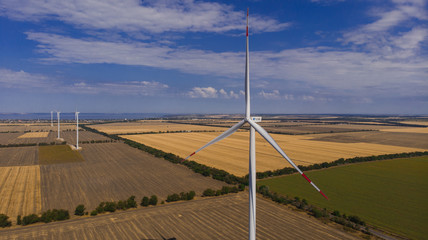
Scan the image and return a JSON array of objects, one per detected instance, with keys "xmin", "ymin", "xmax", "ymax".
[
  {"xmin": 258, "ymin": 156, "xmax": 428, "ymax": 240},
  {"xmin": 39, "ymin": 145, "xmax": 84, "ymax": 164}
]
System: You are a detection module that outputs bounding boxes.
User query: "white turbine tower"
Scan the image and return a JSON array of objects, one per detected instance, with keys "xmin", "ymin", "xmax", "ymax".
[
  {"xmin": 185, "ymin": 9, "xmax": 328, "ymax": 240},
  {"xmin": 75, "ymin": 111, "xmax": 80, "ymax": 150},
  {"xmin": 57, "ymin": 111, "xmax": 61, "ymax": 139},
  {"xmin": 50, "ymin": 111, "xmax": 53, "ymax": 127}
]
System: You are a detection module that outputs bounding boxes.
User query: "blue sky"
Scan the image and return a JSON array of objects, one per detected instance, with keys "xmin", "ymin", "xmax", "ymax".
[{"xmin": 0, "ymin": 0, "xmax": 427, "ymax": 114}]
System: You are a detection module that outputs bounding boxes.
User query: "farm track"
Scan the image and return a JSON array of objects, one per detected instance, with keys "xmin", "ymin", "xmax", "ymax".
[
  {"xmin": 40, "ymin": 142, "xmax": 226, "ymax": 213},
  {"xmin": 0, "ymin": 165, "xmax": 41, "ymax": 219},
  {"xmin": 123, "ymin": 132, "xmax": 426, "ymax": 176},
  {"xmin": 0, "ymin": 192, "xmax": 359, "ymax": 240}
]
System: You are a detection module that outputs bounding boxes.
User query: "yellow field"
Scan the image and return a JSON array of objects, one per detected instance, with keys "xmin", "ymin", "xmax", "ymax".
[
  {"xmin": 18, "ymin": 132, "xmax": 49, "ymax": 138},
  {"xmin": 400, "ymin": 121, "xmax": 428, "ymax": 126},
  {"xmin": 0, "ymin": 165, "xmax": 41, "ymax": 219},
  {"xmin": 122, "ymin": 132, "xmax": 426, "ymax": 176},
  {"xmin": 92, "ymin": 122, "xmax": 228, "ymax": 134},
  {"xmin": 380, "ymin": 127, "xmax": 428, "ymax": 134}
]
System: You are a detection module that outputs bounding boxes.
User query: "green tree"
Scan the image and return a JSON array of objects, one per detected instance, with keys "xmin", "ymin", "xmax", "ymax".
[
  {"xmin": 17, "ymin": 215, "xmax": 22, "ymax": 225},
  {"xmin": 149, "ymin": 195, "xmax": 158, "ymax": 206},
  {"xmin": 141, "ymin": 196, "xmax": 149, "ymax": 206},
  {"xmin": 74, "ymin": 204, "xmax": 85, "ymax": 216},
  {"xmin": 90, "ymin": 210, "xmax": 98, "ymax": 216},
  {"xmin": 0, "ymin": 214, "xmax": 11, "ymax": 228},
  {"xmin": 126, "ymin": 196, "xmax": 137, "ymax": 208}
]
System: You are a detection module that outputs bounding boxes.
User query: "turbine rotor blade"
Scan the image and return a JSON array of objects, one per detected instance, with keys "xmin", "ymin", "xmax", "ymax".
[
  {"xmin": 247, "ymin": 119, "xmax": 328, "ymax": 199},
  {"xmin": 185, "ymin": 119, "xmax": 246, "ymax": 160}
]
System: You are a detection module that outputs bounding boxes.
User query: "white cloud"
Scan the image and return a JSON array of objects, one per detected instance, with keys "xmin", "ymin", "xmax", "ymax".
[
  {"xmin": 25, "ymin": 31, "xmax": 428, "ymax": 98},
  {"xmin": 259, "ymin": 90, "xmax": 281, "ymax": 100},
  {"xmin": 188, "ymin": 87, "xmax": 240, "ymax": 99},
  {"xmin": 219, "ymin": 89, "xmax": 239, "ymax": 99},
  {"xmin": 342, "ymin": 0, "xmax": 427, "ymax": 47},
  {"xmin": 0, "ymin": 0, "xmax": 290, "ymax": 34},
  {"xmin": 71, "ymin": 81, "xmax": 169, "ymax": 95},
  {"xmin": 0, "ymin": 68, "xmax": 54, "ymax": 89},
  {"xmin": 0, "ymin": 68, "xmax": 168, "ymax": 95},
  {"xmin": 188, "ymin": 87, "xmax": 218, "ymax": 98}
]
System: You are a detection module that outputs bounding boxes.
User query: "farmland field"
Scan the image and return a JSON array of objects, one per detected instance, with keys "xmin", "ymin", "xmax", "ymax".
[
  {"xmin": 38, "ymin": 145, "xmax": 84, "ymax": 165},
  {"xmin": 0, "ymin": 131, "xmax": 109, "ymax": 145},
  {"xmin": 91, "ymin": 121, "xmax": 228, "ymax": 134},
  {"xmin": 40, "ymin": 143, "xmax": 227, "ymax": 213},
  {"xmin": 312, "ymin": 131, "xmax": 428, "ymax": 149},
  {"xmin": 122, "ymin": 131, "xmax": 426, "ymax": 176},
  {"xmin": 257, "ymin": 156, "xmax": 428, "ymax": 239},
  {"xmin": 0, "ymin": 192, "xmax": 359, "ymax": 240},
  {"xmin": 0, "ymin": 147, "xmax": 38, "ymax": 167},
  {"xmin": 18, "ymin": 132, "xmax": 49, "ymax": 138},
  {"xmin": 0, "ymin": 123, "xmax": 76, "ymax": 133},
  {"xmin": 0, "ymin": 165, "xmax": 41, "ymax": 220}
]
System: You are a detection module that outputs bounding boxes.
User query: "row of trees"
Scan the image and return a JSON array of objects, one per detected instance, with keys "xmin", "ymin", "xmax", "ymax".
[
  {"xmin": 141, "ymin": 195, "xmax": 158, "ymax": 206},
  {"xmin": 91, "ymin": 196, "xmax": 137, "ymax": 216},
  {"xmin": 254, "ymin": 151, "xmax": 428, "ymax": 180},
  {"xmin": 15, "ymin": 209, "xmax": 70, "ymax": 226},
  {"xmin": 257, "ymin": 185, "xmax": 369, "ymax": 233},
  {"xmin": 202, "ymin": 185, "xmax": 245, "ymax": 197},
  {"xmin": 166, "ymin": 191, "xmax": 196, "ymax": 202}
]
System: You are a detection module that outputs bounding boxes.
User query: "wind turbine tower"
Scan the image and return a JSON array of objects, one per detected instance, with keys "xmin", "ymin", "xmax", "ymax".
[
  {"xmin": 57, "ymin": 111, "xmax": 61, "ymax": 139},
  {"xmin": 186, "ymin": 9, "xmax": 328, "ymax": 240},
  {"xmin": 50, "ymin": 111, "xmax": 53, "ymax": 127},
  {"xmin": 75, "ymin": 111, "xmax": 80, "ymax": 150}
]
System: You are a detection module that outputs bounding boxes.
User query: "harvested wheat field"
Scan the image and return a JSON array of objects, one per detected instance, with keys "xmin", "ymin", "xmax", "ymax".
[
  {"xmin": 0, "ymin": 147, "xmax": 38, "ymax": 167},
  {"xmin": 0, "ymin": 192, "xmax": 359, "ymax": 240},
  {"xmin": 91, "ymin": 121, "xmax": 227, "ymax": 134},
  {"xmin": 123, "ymin": 132, "xmax": 426, "ymax": 176},
  {"xmin": 39, "ymin": 142, "xmax": 226, "ymax": 213},
  {"xmin": 59, "ymin": 131, "xmax": 110, "ymax": 143},
  {"xmin": 0, "ymin": 123, "xmax": 76, "ymax": 133},
  {"xmin": 18, "ymin": 132, "xmax": 49, "ymax": 138},
  {"xmin": 380, "ymin": 127, "xmax": 428, "ymax": 134},
  {"xmin": 0, "ymin": 165, "xmax": 41, "ymax": 220}
]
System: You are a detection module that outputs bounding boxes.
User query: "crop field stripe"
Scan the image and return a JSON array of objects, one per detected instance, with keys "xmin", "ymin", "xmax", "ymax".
[
  {"xmin": 123, "ymin": 132, "xmax": 426, "ymax": 176},
  {"xmin": 257, "ymin": 156, "xmax": 428, "ymax": 240}
]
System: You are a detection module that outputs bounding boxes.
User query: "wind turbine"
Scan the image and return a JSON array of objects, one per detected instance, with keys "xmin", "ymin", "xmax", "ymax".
[
  {"xmin": 75, "ymin": 111, "xmax": 80, "ymax": 150},
  {"xmin": 185, "ymin": 9, "xmax": 328, "ymax": 240},
  {"xmin": 50, "ymin": 111, "xmax": 53, "ymax": 127},
  {"xmin": 57, "ymin": 111, "xmax": 61, "ymax": 139}
]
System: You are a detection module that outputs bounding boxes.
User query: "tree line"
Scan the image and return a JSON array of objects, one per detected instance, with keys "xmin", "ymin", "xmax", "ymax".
[{"xmin": 257, "ymin": 185, "xmax": 370, "ymax": 234}]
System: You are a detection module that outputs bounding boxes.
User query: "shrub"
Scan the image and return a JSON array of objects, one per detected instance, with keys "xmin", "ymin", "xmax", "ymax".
[
  {"xmin": 90, "ymin": 210, "xmax": 98, "ymax": 216},
  {"xmin": 103, "ymin": 202, "xmax": 117, "ymax": 212},
  {"xmin": 74, "ymin": 204, "xmax": 85, "ymax": 216},
  {"xmin": 149, "ymin": 195, "xmax": 158, "ymax": 206},
  {"xmin": 22, "ymin": 214, "xmax": 40, "ymax": 226},
  {"xmin": 17, "ymin": 215, "xmax": 22, "ymax": 225},
  {"xmin": 0, "ymin": 214, "xmax": 11, "ymax": 228},
  {"xmin": 141, "ymin": 196, "xmax": 149, "ymax": 207},
  {"xmin": 348, "ymin": 215, "xmax": 365, "ymax": 226},
  {"xmin": 126, "ymin": 196, "xmax": 137, "ymax": 208},
  {"xmin": 166, "ymin": 193, "xmax": 180, "ymax": 202},
  {"xmin": 41, "ymin": 209, "xmax": 70, "ymax": 223},
  {"xmin": 96, "ymin": 202, "xmax": 106, "ymax": 213}
]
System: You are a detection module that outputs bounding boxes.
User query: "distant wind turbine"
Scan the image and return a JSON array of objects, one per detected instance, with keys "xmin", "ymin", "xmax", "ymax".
[
  {"xmin": 75, "ymin": 111, "xmax": 80, "ymax": 150},
  {"xmin": 185, "ymin": 9, "xmax": 328, "ymax": 240},
  {"xmin": 57, "ymin": 111, "xmax": 61, "ymax": 139},
  {"xmin": 50, "ymin": 111, "xmax": 53, "ymax": 127}
]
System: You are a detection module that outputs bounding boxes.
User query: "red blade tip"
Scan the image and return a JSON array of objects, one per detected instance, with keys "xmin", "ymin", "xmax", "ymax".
[{"xmin": 320, "ymin": 190, "xmax": 329, "ymax": 200}]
